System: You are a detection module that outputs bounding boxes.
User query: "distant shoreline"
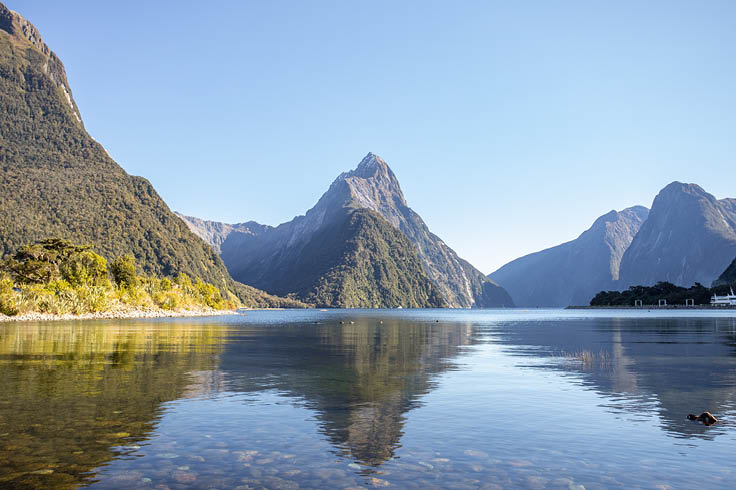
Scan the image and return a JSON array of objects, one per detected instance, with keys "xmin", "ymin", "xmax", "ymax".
[
  {"xmin": 0, "ymin": 308, "xmax": 237, "ymax": 323},
  {"xmin": 568, "ymin": 305, "xmax": 736, "ymax": 310}
]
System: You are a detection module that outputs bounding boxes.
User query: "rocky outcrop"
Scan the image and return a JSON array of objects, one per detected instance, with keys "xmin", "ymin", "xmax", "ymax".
[
  {"xmin": 175, "ymin": 213, "xmax": 271, "ymax": 254},
  {"xmin": 0, "ymin": 2, "xmax": 301, "ymax": 308},
  {"xmin": 618, "ymin": 182, "xmax": 736, "ymax": 288},
  {"xmin": 490, "ymin": 206, "xmax": 649, "ymax": 307}
]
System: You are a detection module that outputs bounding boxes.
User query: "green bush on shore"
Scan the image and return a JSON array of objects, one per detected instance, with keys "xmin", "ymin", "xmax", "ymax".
[{"xmin": 0, "ymin": 238, "xmax": 235, "ymax": 316}]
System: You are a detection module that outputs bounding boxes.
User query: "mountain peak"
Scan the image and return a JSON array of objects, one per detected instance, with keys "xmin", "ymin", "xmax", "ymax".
[
  {"xmin": 1, "ymin": 2, "xmax": 49, "ymax": 55},
  {"xmin": 619, "ymin": 182, "xmax": 736, "ymax": 288},
  {"xmin": 330, "ymin": 153, "xmax": 407, "ymax": 215},
  {"xmin": 0, "ymin": 2, "xmax": 82, "ymax": 125},
  {"xmin": 659, "ymin": 181, "xmax": 709, "ymax": 199},
  {"xmin": 348, "ymin": 152, "xmax": 393, "ymax": 178}
]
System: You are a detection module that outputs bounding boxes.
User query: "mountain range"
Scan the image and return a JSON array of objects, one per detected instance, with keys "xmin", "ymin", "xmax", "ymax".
[
  {"xmin": 714, "ymin": 258, "xmax": 736, "ymax": 287},
  {"xmin": 490, "ymin": 182, "xmax": 736, "ymax": 306},
  {"xmin": 489, "ymin": 206, "xmax": 649, "ymax": 307},
  {"xmin": 2, "ymin": 2, "xmax": 733, "ymax": 310},
  {"xmin": 617, "ymin": 182, "xmax": 736, "ymax": 289},
  {"xmin": 0, "ymin": 3, "xmax": 302, "ymax": 307},
  {"xmin": 179, "ymin": 153, "xmax": 513, "ymax": 308}
]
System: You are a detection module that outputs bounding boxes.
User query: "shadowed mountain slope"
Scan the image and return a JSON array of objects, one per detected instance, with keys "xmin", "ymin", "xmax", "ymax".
[
  {"xmin": 490, "ymin": 206, "xmax": 648, "ymax": 307},
  {"xmin": 0, "ymin": 3, "xmax": 299, "ymax": 307},
  {"xmin": 180, "ymin": 154, "xmax": 513, "ymax": 308},
  {"xmin": 713, "ymin": 257, "xmax": 736, "ymax": 287},
  {"xmin": 618, "ymin": 182, "xmax": 736, "ymax": 288}
]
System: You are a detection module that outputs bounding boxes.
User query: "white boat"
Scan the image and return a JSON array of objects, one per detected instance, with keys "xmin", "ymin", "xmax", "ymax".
[{"xmin": 711, "ymin": 288, "xmax": 736, "ymax": 306}]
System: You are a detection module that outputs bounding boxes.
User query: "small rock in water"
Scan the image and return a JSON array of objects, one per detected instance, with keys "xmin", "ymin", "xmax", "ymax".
[
  {"xmin": 348, "ymin": 463, "xmax": 362, "ymax": 470},
  {"xmin": 369, "ymin": 477, "xmax": 390, "ymax": 487},
  {"xmin": 157, "ymin": 453, "xmax": 179, "ymax": 459},
  {"xmin": 177, "ymin": 465, "xmax": 189, "ymax": 470},
  {"xmin": 508, "ymin": 459, "xmax": 532, "ymax": 467},
  {"xmin": 172, "ymin": 470, "xmax": 197, "ymax": 483},
  {"xmin": 29, "ymin": 469, "xmax": 54, "ymax": 475},
  {"xmin": 551, "ymin": 478, "xmax": 574, "ymax": 487},
  {"xmin": 141, "ymin": 477, "xmax": 152, "ymax": 483},
  {"xmin": 525, "ymin": 475, "xmax": 548, "ymax": 489}
]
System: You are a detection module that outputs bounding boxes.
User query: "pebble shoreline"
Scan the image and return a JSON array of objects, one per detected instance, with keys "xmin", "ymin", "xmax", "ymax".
[{"xmin": 0, "ymin": 308, "xmax": 236, "ymax": 323}]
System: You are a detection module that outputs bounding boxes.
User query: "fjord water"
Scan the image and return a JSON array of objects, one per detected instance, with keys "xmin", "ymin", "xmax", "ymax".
[{"xmin": 1, "ymin": 311, "xmax": 736, "ymax": 489}]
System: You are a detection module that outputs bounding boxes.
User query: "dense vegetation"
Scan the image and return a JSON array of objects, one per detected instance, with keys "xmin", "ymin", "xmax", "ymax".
[
  {"xmin": 590, "ymin": 281, "xmax": 736, "ymax": 307},
  {"xmin": 0, "ymin": 18, "xmax": 308, "ymax": 309},
  {"xmin": 0, "ymin": 238, "xmax": 234, "ymax": 316},
  {"xmin": 229, "ymin": 208, "xmax": 446, "ymax": 308},
  {"xmin": 303, "ymin": 209, "xmax": 447, "ymax": 308}
]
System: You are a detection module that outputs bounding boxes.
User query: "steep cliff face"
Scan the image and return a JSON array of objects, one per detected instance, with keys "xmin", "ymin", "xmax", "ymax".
[
  {"xmin": 618, "ymin": 182, "xmax": 736, "ymax": 288},
  {"xmin": 175, "ymin": 213, "xmax": 271, "ymax": 254},
  {"xmin": 490, "ymin": 206, "xmax": 649, "ymax": 306},
  {"xmin": 182, "ymin": 153, "xmax": 513, "ymax": 308},
  {"xmin": 333, "ymin": 154, "xmax": 512, "ymax": 308},
  {"xmin": 0, "ymin": 3, "xmax": 81, "ymax": 123},
  {"xmin": 0, "ymin": 3, "xmax": 301, "ymax": 307},
  {"xmin": 714, "ymin": 257, "xmax": 736, "ymax": 286}
]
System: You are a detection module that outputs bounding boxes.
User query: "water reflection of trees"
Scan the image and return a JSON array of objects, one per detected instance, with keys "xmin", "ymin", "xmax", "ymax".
[
  {"xmin": 220, "ymin": 319, "xmax": 472, "ymax": 465},
  {"xmin": 496, "ymin": 316, "xmax": 736, "ymax": 440},
  {"xmin": 0, "ymin": 321, "xmax": 226, "ymax": 489}
]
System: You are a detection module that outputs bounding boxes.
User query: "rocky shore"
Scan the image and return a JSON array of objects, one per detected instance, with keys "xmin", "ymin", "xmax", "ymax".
[{"xmin": 0, "ymin": 307, "xmax": 236, "ymax": 323}]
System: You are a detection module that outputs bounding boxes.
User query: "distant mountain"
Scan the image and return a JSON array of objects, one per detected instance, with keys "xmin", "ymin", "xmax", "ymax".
[
  {"xmin": 618, "ymin": 182, "xmax": 736, "ymax": 288},
  {"xmin": 0, "ymin": 3, "xmax": 298, "ymax": 307},
  {"xmin": 173, "ymin": 213, "xmax": 271, "ymax": 255},
  {"xmin": 489, "ymin": 206, "xmax": 649, "ymax": 307},
  {"xmin": 180, "ymin": 153, "xmax": 513, "ymax": 308},
  {"xmin": 713, "ymin": 257, "xmax": 736, "ymax": 287}
]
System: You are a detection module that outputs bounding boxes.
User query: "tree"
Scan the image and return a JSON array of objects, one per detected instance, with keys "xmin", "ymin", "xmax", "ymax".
[
  {"xmin": 61, "ymin": 250, "xmax": 108, "ymax": 286},
  {"xmin": 110, "ymin": 255, "xmax": 138, "ymax": 288},
  {"xmin": 2, "ymin": 238, "xmax": 89, "ymax": 284}
]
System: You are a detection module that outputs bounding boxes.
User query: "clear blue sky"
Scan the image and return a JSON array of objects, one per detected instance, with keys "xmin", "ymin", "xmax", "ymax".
[{"xmin": 10, "ymin": 1, "xmax": 736, "ymax": 273}]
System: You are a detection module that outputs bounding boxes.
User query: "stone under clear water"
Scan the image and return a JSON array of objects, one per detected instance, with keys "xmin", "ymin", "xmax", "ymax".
[{"xmin": 1, "ymin": 309, "xmax": 735, "ymax": 489}]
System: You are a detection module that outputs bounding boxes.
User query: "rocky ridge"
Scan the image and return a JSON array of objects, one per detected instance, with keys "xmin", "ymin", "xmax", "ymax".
[
  {"xmin": 618, "ymin": 182, "xmax": 736, "ymax": 288},
  {"xmin": 490, "ymin": 206, "xmax": 649, "ymax": 306},
  {"xmin": 180, "ymin": 153, "xmax": 513, "ymax": 308}
]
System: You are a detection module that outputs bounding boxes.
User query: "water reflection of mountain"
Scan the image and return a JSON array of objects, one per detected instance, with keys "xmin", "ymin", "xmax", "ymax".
[
  {"xmin": 218, "ymin": 318, "xmax": 472, "ymax": 465},
  {"xmin": 0, "ymin": 321, "xmax": 226, "ymax": 489},
  {"xmin": 492, "ymin": 316, "xmax": 736, "ymax": 439}
]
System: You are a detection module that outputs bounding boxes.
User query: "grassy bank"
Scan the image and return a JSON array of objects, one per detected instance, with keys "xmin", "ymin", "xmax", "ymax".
[{"xmin": 1, "ymin": 238, "xmax": 237, "ymax": 320}]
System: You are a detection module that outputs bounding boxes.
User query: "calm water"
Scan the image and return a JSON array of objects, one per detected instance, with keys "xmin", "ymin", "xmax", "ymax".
[{"xmin": 2, "ymin": 310, "xmax": 736, "ymax": 489}]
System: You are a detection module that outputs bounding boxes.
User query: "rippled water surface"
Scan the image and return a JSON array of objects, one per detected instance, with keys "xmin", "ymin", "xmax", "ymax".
[{"xmin": 2, "ymin": 309, "xmax": 736, "ymax": 489}]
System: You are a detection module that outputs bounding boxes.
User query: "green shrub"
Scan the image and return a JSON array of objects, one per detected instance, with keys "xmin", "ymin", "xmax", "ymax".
[
  {"xmin": 0, "ymin": 274, "xmax": 21, "ymax": 316},
  {"xmin": 111, "ymin": 255, "xmax": 138, "ymax": 288},
  {"xmin": 61, "ymin": 250, "xmax": 108, "ymax": 286}
]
